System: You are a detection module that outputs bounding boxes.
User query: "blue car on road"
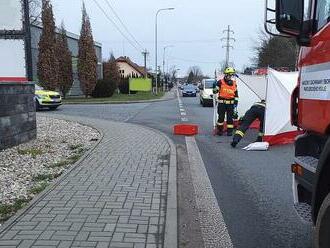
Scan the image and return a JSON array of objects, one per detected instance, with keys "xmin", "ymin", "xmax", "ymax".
[{"xmin": 182, "ymin": 84, "xmax": 197, "ymax": 97}]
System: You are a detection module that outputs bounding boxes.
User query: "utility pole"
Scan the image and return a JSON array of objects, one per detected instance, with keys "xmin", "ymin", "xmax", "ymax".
[
  {"xmin": 23, "ymin": 0, "xmax": 33, "ymax": 81},
  {"xmin": 142, "ymin": 49, "xmax": 149, "ymax": 78},
  {"xmin": 221, "ymin": 25, "xmax": 235, "ymax": 68}
]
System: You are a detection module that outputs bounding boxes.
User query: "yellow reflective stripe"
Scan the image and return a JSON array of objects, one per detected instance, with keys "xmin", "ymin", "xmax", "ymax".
[
  {"xmin": 235, "ymin": 130, "xmax": 245, "ymax": 137},
  {"xmin": 218, "ymin": 100, "xmax": 234, "ymax": 104},
  {"xmin": 217, "ymin": 122, "xmax": 224, "ymax": 126},
  {"xmin": 227, "ymin": 124, "xmax": 234, "ymax": 128},
  {"xmin": 254, "ymin": 102, "xmax": 266, "ymax": 107},
  {"xmin": 258, "ymin": 132, "xmax": 264, "ymax": 136}
]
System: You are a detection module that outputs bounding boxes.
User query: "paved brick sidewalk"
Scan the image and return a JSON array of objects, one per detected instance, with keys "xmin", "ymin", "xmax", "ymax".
[{"xmin": 0, "ymin": 116, "xmax": 176, "ymax": 248}]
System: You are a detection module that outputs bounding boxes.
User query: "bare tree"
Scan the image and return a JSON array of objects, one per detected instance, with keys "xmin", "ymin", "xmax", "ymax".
[
  {"xmin": 168, "ymin": 66, "xmax": 178, "ymax": 82},
  {"xmin": 187, "ymin": 66, "xmax": 203, "ymax": 83},
  {"xmin": 28, "ymin": 0, "xmax": 42, "ymax": 24},
  {"xmin": 253, "ymin": 30, "xmax": 298, "ymax": 70}
]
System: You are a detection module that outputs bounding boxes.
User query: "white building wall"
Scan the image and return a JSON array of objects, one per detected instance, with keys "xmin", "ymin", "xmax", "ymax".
[{"xmin": 117, "ymin": 62, "xmax": 143, "ymax": 78}]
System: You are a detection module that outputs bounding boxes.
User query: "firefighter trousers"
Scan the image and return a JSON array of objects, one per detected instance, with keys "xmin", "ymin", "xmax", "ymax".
[
  {"xmin": 217, "ymin": 102, "xmax": 234, "ymax": 134},
  {"xmin": 233, "ymin": 105, "xmax": 264, "ymax": 143}
]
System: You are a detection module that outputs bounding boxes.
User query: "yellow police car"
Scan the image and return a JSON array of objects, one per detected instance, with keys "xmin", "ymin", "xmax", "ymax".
[{"xmin": 35, "ymin": 84, "xmax": 62, "ymax": 110}]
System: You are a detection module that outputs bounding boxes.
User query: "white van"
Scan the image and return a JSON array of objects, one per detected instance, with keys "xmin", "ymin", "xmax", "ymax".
[{"xmin": 199, "ymin": 79, "xmax": 216, "ymax": 107}]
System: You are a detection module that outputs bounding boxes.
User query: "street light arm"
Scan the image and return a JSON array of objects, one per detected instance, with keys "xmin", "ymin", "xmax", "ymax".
[
  {"xmin": 157, "ymin": 8, "xmax": 175, "ymax": 16},
  {"xmin": 154, "ymin": 7, "xmax": 175, "ymax": 95}
]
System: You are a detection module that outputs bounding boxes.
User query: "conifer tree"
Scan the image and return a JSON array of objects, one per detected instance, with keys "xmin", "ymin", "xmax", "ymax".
[
  {"xmin": 78, "ymin": 3, "xmax": 97, "ymax": 97},
  {"xmin": 104, "ymin": 54, "xmax": 120, "ymax": 83},
  {"xmin": 56, "ymin": 23, "xmax": 73, "ymax": 97},
  {"xmin": 37, "ymin": 0, "xmax": 58, "ymax": 90}
]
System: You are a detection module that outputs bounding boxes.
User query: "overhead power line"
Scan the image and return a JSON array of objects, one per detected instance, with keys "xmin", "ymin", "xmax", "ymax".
[
  {"xmin": 91, "ymin": 0, "xmax": 141, "ymax": 52},
  {"xmin": 168, "ymin": 55, "xmax": 219, "ymax": 64},
  {"xmin": 102, "ymin": 0, "xmax": 144, "ymax": 50},
  {"xmin": 98, "ymin": 37, "xmax": 253, "ymax": 45}
]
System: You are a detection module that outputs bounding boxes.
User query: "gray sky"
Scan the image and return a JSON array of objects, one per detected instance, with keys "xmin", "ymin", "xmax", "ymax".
[{"xmin": 52, "ymin": 0, "xmax": 265, "ymax": 77}]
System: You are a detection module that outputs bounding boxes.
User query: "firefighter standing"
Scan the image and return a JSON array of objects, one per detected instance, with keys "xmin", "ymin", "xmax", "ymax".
[
  {"xmin": 231, "ymin": 100, "xmax": 266, "ymax": 148},
  {"xmin": 213, "ymin": 67, "xmax": 239, "ymax": 136}
]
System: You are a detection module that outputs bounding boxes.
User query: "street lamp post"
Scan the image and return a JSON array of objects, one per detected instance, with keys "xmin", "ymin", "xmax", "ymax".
[{"xmin": 155, "ymin": 8, "xmax": 174, "ymax": 95}]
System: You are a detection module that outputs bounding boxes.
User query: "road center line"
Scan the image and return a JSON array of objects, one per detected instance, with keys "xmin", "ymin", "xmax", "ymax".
[{"xmin": 185, "ymin": 136, "xmax": 233, "ymax": 248}]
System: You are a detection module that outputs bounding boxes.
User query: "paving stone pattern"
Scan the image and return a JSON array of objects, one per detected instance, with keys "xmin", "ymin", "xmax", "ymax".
[{"xmin": 0, "ymin": 117, "xmax": 170, "ymax": 248}]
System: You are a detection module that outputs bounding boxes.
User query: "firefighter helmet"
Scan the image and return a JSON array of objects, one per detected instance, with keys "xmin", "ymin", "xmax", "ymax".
[{"xmin": 224, "ymin": 67, "xmax": 236, "ymax": 75}]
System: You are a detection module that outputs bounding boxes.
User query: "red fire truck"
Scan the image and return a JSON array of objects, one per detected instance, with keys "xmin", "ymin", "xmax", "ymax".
[{"xmin": 265, "ymin": 0, "xmax": 330, "ymax": 247}]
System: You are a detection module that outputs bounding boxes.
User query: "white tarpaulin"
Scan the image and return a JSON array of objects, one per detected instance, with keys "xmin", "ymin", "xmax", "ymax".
[
  {"xmin": 264, "ymin": 69, "xmax": 299, "ymax": 144},
  {"xmin": 236, "ymin": 74, "xmax": 267, "ymax": 117},
  {"xmin": 216, "ymin": 74, "xmax": 267, "ymax": 117}
]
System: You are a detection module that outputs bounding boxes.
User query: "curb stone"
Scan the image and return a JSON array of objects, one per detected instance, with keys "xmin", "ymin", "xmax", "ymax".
[{"xmin": 64, "ymin": 91, "xmax": 176, "ymax": 105}]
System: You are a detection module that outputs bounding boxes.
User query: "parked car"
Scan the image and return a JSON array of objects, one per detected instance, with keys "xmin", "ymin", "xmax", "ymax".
[
  {"xmin": 35, "ymin": 84, "xmax": 62, "ymax": 110},
  {"xmin": 182, "ymin": 84, "xmax": 197, "ymax": 97},
  {"xmin": 199, "ymin": 79, "xmax": 216, "ymax": 107}
]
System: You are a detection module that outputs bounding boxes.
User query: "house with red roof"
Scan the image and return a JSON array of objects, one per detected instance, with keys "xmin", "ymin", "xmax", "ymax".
[{"xmin": 116, "ymin": 56, "xmax": 146, "ymax": 78}]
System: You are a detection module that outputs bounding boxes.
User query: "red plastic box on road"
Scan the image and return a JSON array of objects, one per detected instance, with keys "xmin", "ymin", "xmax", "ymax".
[{"xmin": 173, "ymin": 124, "xmax": 198, "ymax": 136}]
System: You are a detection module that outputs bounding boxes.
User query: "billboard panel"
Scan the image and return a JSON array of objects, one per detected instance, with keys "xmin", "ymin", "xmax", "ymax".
[
  {"xmin": 0, "ymin": 0, "xmax": 23, "ymax": 31},
  {"xmin": 129, "ymin": 78, "xmax": 152, "ymax": 91},
  {"xmin": 0, "ymin": 40, "xmax": 26, "ymax": 81}
]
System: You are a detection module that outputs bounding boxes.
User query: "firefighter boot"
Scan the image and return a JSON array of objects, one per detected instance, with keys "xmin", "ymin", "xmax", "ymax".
[{"xmin": 231, "ymin": 132, "xmax": 243, "ymax": 148}]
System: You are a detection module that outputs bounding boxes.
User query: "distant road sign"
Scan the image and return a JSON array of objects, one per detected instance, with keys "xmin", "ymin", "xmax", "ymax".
[{"xmin": 0, "ymin": 0, "xmax": 23, "ymax": 31}]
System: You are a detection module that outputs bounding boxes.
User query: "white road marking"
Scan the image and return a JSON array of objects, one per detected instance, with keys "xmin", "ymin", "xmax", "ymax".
[
  {"xmin": 186, "ymin": 136, "xmax": 233, "ymax": 248},
  {"xmin": 177, "ymin": 88, "xmax": 189, "ymax": 122}
]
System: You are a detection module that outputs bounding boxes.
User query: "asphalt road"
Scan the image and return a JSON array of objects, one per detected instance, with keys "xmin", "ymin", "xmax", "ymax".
[{"xmin": 49, "ymin": 93, "xmax": 312, "ymax": 247}]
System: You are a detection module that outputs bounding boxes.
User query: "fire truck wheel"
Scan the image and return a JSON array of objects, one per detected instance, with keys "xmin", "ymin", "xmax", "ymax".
[{"xmin": 314, "ymin": 192, "xmax": 330, "ymax": 248}]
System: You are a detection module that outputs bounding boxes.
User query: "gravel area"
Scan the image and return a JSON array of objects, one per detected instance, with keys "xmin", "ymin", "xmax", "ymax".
[{"xmin": 0, "ymin": 116, "xmax": 100, "ymax": 220}]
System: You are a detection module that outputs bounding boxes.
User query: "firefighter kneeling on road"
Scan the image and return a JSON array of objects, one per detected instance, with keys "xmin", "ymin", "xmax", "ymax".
[
  {"xmin": 213, "ymin": 67, "xmax": 239, "ymax": 136},
  {"xmin": 231, "ymin": 100, "xmax": 266, "ymax": 148}
]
